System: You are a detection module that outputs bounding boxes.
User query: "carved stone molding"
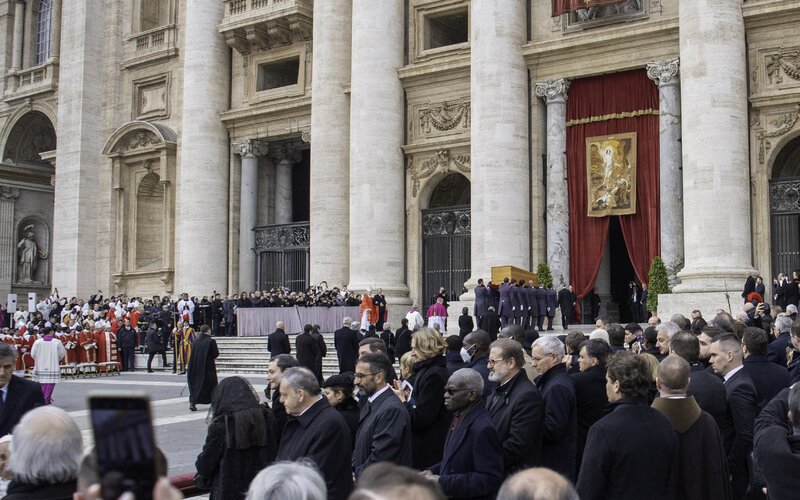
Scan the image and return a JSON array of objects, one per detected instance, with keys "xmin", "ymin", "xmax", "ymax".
[
  {"xmin": 419, "ymin": 101, "xmax": 471, "ymax": 134},
  {"xmin": 767, "ymin": 49, "xmax": 800, "ymax": 85},
  {"xmin": 254, "ymin": 222, "xmax": 309, "ymax": 250},
  {"xmin": 127, "ymin": 131, "xmax": 159, "ymax": 151},
  {"xmin": 233, "ymin": 139, "xmax": 270, "ymax": 158},
  {"xmin": 288, "ymin": 15, "xmax": 312, "ymax": 41},
  {"xmin": 225, "ymin": 31, "xmax": 250, "ymax": 56},
  {"xmin": 408, "ymin": 149, "xmax": 470, "ymax": 197},
  {"xmin": 754, "ymin": 104, "xmax": 800, "ymax": 164},
  {"xmin": 534, "ymin": 78, "xmax": 570, "ymax": 104},
  {"xmin": 422, "ymin": 207, "xmax": 471, "ymax": 237},
  {"xmin": 646, "ymin": 58, "xmax": 680, "ymax": 86},
  {"xmin": 300, "ymin": 129, "xmax": 311, "ymax": 144},
  {"xmin": 0, "ymin": 185, "xmax": 20, "ymax": 201}
]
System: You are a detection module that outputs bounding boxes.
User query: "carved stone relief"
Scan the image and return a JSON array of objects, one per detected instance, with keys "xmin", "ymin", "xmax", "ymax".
[
  {"xmin": 767, "ymin": 49, "xmax": 800, "ymax": 85},
  {"xmin": 133, "ymin": 74, "xmax": 170, "ymax": 121},
  {"xmin": 127, "ymin": 131, "xmax": 160, "ymax": 151},
  {"xmin": 753, "ymin": 105, "xmax": 800, "ymax": 164},
  {"xmin": 419, "ymin": 100, "xmax": 471, "ymax": 135},
  {"xmin": 564, "ymin": 0, "xmax": 647, "ymax": 32},
  {"xmin": 408, "ymin": 149, "xmax": 471, "ymax": 197}
]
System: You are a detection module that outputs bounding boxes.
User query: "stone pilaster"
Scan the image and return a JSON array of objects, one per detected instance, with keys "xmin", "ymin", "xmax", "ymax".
[
  {"xmin": 10, "ymin": 1, "xmax": 23, "ymax": 71},
  {"xmin": 50, "ymin": 0, "xmax": 62, "ymax": 62},
  {"xmin": 469, "ymin": 0, "xmax": 529, "ymax": 289},
  {"xmin": 310, "ymin": 0, "xmax": 351, "ymax": 286},
  {"xmin": 0, "ymin": 186, "xmax": 20, "ymax": 298},
  {"xmin": 233, "ymin": 139, "xmax": 269, "ymax": 292},
  {"xmin": 348, "ymin": 0, "xmax": 409, "ymax": 303},
  {"xmin": 647, "ymin": 58, "xmax": 684, "ymax": 288},
  {"xmin": 53, "ymin": 0, "xmax": 104, "ymax": 297},
  {"xmin": 177, "ymin": 0, "xmax": 230, "ymax": 294},
  {"xmin": 659, "ymin": 0, "xmax": 753, "ymax": 318},
  {"xmin": 535, "ymin": 78, "xmax": 571, "ymax": 286}
]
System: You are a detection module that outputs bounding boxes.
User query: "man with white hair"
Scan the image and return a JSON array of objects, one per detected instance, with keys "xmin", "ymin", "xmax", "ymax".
[
  {"xmin": 588, "ymin": 328, "xmax": 609, "ymax": 345},
  {"xmin": 786, "ymin": 303, "xmax": 798, "ymax": 321},
  {"xmin": 530, "ymin": 337, "xmax": 577, "ymax": 481},
  {"xmin": 334, "ymin": 317, "xmax": 359, "ymax": 373},
  {"xmin": 768, "ymin": 315, "xmax": 793, "ymax": 366},
  {"xmin": 246, "ymin": 460, "xmax": 327, "ymax": 500},
  {"xmin": 655, "ymin": 321, "xmax": 681, "ymax": 359},
  {"xmin": 6, "ymin": 406, "xmax": 82, "ymax": 498}
]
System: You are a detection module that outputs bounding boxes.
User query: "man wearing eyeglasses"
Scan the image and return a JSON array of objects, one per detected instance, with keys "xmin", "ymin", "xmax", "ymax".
[
  {"xmin": 422, "ymin": 368, "xmax": 503, "ymax": 500},
  {"xmin": 352, "ymin": 352, "xmax": 412, "ymax": 477},
  {"xmin": 486, "ymin": 338, "xmax": 544, "ymax": 474}
]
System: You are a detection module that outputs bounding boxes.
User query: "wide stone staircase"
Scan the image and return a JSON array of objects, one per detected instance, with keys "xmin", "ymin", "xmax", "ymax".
[{"xmin": 214, "ymin": 333, "xmax": 341, "ymax": 378}]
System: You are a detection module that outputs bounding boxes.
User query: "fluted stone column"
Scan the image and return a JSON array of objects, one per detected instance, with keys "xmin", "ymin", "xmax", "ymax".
[
  {"xmin": 50, "ymin": 0, "xmax": 62, "ymax": 62},
  {"xmin": 271, "ymin": 145, "xmax": 296, "ymax": 225},
  {"xmin": 310, "ymin": 0, "xmax": 351, "ymax": 286},
  {"xmin": 0, "ymin": 186, "xmax": 20, "ymax": 298},
  {"xmin": 234, "ymin": 139, "xmax": 268, "ymax": 292},
  {"xmin": 177, "ymin": 0, "xmax": 230, "ymax": 294},
  {"xmin": 469, "ymin": 0, "xmax": 529, "ymax": 288},
  {"xmin": 647, "ymin": 59, "xmax": 684, "ymax": 287},
  {"xmin": 10, "ymin": 1, "xmax": 24, "ymax": 71},
  {"xmin": 535, "ymin": 78, "xmax": 570, "ymax": 286},
  {"xmin": 348, "ymin": 0, "xmax": 409, "ymax": 302},
  {"xmin": 53, "ymin": 0, "xmax": 104, "ymax": 296},
  {"xmin": 659, "ymin": 0, "xmax": 752, "ymax": 318}
]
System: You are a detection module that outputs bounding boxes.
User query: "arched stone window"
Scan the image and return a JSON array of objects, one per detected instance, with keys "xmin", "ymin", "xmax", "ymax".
[{"xmin": 103, "ymin": 122, "xmax": 176, "ymax": 294}]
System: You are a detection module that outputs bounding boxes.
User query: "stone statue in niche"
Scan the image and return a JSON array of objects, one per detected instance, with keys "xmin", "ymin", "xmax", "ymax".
[{"xmin": 17, "ymin": 224, "xmax": 48, "ymax": 283}]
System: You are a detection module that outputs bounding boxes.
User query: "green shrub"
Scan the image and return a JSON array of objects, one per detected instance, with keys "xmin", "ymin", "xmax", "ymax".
[{"xmin": 647, "ymin": 256, "xmax": 669, "ymax": 313}]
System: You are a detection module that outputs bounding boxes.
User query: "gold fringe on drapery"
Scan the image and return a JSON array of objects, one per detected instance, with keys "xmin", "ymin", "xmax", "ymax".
[{"xmin": 566, "ymin": 108, "xmax": 658, "ymax": 127}]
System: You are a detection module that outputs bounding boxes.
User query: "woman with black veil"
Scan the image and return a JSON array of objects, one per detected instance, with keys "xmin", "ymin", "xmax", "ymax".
[{"xmin": 195, "ymin": 376, "xmax": 277, "ymax": 500}]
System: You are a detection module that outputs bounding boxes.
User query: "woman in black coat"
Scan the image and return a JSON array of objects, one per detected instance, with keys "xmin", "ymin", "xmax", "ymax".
[
  {"xmin": 195, "ymin": 376, "xmax": 277, "ymax": 500},
  {"xmin": 322, "ymin": 373, "xmax": 360, "ymax": 450},
  {"xmin": 392, "ymin": 328, "xmax": 451, "ymax": 469}
]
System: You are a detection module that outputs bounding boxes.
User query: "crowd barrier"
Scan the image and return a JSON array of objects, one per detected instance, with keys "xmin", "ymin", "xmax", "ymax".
[{"xmin": 236, "ymin": 306, "xmax": 361, "ymax": 336}]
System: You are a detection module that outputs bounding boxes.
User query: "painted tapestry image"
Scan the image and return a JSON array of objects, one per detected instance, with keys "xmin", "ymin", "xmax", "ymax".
[{"xmin": 586, "ymin": 132, "xmax": 637, "ymax": 217}]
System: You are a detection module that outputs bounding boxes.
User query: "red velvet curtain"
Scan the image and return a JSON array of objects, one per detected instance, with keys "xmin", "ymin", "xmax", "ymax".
[
  {"xmin": 552, "ymin": 0, "xmax": 628, "ymax": 17},
  {"xmin": 567, "ymin": 69, "xmax": 660, "ymax": 299}
]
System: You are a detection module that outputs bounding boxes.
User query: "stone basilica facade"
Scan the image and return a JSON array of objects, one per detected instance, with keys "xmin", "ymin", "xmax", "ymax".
[{"xmin": 0, "ymin": 0, "xmax": 798, "ymax": 321}]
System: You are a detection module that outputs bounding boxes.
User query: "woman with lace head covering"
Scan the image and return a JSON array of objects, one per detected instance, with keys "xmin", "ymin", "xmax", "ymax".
[{"xmin": 194, "ymin": 376, "xmax": 277, "ymax": 500}]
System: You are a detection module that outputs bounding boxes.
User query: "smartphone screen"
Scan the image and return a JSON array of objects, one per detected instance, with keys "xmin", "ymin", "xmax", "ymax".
[{"xmin": 89, "ymin": 392, "xmax": 156, "ymax": 500}]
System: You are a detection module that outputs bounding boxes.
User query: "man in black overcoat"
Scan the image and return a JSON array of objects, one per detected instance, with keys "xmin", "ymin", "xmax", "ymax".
[
  {"xmin": 498, "ymin": 278, "xmax": 512, "ymax": 328},
  {"xmin": 486, "ymin": 338, "xmax": 544, "ymax": 474},
  {"xmin": 186, "ymin": 325, "xmax": 219, "ymax": 412},
  {"xmin": 545, "ymin": 285, "xmax": 557, "ymax": 331},
  {"xmin": 576, "ymin": 351, "xmax": 676, "ymax": 500},
  {"xmin": 557, "ymin": 285, "xmax": 575, "ymax": 330},
  {"xmin": 479, "ymin": 307, "xmax": 500, "ymax": 341},
  {"xmin": 268, "ymin": 321, "xmax": 290, "ymax": 357},
  {"xmin": 0, "ymin": 344, "xmax": 44, "ymax": 437},
  {"xmin": 742, "ymin": 327, "xmax": 790, "ymax": 408},
  {"xmin": 710, "ymin": 334, "xmax": 758, "ymax": 500},
  {"xmin": 295, "ymin": 324, "xmax": 319, "ymax": 373},
  {"xmin": 276, "ymin": 367, "xmax": 353, "ymax": 500},
  {"xmin": 570, "ymin": 339, "xmax": 610, "ymax": 474},
  {"xmin": 525, "ymin": 280, "xmax": 538, "ymax": 330},
  {"xmin": 352, "ymin": 353, "xmax": 412, "ymax": 477},
  {"xmin": 334, "ymin": 317, "xmax": 358, "ymax": 373},
  {"xmin": 753, "ymin": 385, "xmax": 800, "ymax": 500},
  {"xmin": 535, "ymin": 286, "xmax": 548, "ymax": 331},
  {"xmin": 473, "ymin": 279, "xmax": 488, "ymax": 327},
  {"xmin": 394, "ymin": 319, "xmax": 412, "ymax": 362}
]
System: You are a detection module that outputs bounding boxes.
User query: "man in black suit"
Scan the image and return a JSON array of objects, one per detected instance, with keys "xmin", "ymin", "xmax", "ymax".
[
  {"xmin": 670, "ymin": 331, "xmax": 734, "ymax": 450},
  {"xmin": 266, "ymin": 354, "xmax": 299, "ymax": 446},
  {"xmin": 394, "ymin": 319, "xmax": 411, "ymax": 362},
  {"xmin": 767, "ymin": 315, "xmax": 793, "ymax": 366},
  {"xmin": 742, "ymin": 327, "xmax": 790, "ymax": 408},
  {"xmin": 334, "ymin": 317, "xmax": 358, "ymax": 374},
  {"xmin": 486, "ymin": 338, "xmax": 544, "ymax": 474},
  {"xmin": 531, "ymin": 336, "xmax": 577, "ymax": 481},
  {"xmin": 545, "ymin": 285, "xmax": 557, "ymax": 331},
  {"xmin": 479, "ymin": 306, "xmax": 500, "ymax": 341},
  {"xmin": 474, "ymin": 279, "xmax": 488, "ymax": 327},
  {"xmin": 571, "ymin": 339, "xmax": 610, "ymax": 474},
  {"xmin": 557, "ymin": 285, "xmax": 575, "ymax": 330},
  {"xmin": 295, "ymin": 324, "xmax": 319, "ymax": 374},
  {"xmin": 0, "ymin": 343, "xmax": 44, "ymax": 437},
  {"xmin": 710, "ymin": 333, "xmax": 759, "ymax": 500},
  {"xmin": 753, "ymin": 385, "xmax": 800, "ymax": 500},
  {"xmin": 352, "ymin": 353, "xmax": 412, "ymax": 477},
  {"xmin": 373, "ymin": 289, "xmax": 387, "ymax": 331},
  {"xmin": 276, "ymin": 367, "xmax": 353, "ymax": 500},
  {"xmin": 576, "ymin": 351, "xmax": 676, "ymax": 500},
  {"xmin": 268, "ymin": 321, "xmax": 290, "ymax": 357},
  {"xmin": 424, "ymin": 368, "xmax": 503, "ymax": 500}
]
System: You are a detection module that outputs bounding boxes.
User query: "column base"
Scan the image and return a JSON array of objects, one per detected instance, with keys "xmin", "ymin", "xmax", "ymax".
[
  {"xmin": 671, "ymin": 266, "xmax": 756, "ymax": 294},
  {"xmin": 657, "ymin": 291, "xmax": 741, "ymax": 323}
]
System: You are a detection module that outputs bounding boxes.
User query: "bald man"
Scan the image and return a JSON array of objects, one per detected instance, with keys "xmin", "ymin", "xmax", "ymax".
[
  {"xmin": 497, "ymin": 468, "xmax": 578, "ymax": 500},
  {"xmin": 652, "ymin": 355, "xmax": 731, "ymax": 500}
]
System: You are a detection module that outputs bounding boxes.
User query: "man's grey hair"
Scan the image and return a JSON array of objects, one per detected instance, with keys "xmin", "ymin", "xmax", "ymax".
[
  {"xmin": 497, "ymin": 467, "xmax": 579, "ymax": 500},
  {"xmin": 589, "ymin": 329, "xmax": 609, "ymax": 345},
  {"xmin": 450, "ymin": 368, "xmax": 484, "ymax": 395},
  {"xmin": 656, "ymin": 321, "xmax": 681, "ymax": 339},
  {"xmin": 532, "ymin": 336, "xmax": 565, "ymax": 358},
  {"xmin": 343, "ymin": 317, "xmax": 352, "ymax": 326},
  {"xmin": 9, "ymin": 406, "xmax": 82, "ymax": 484},
  {"xmin": 775, "ymin": 315, "xmax": 793, "ymax": 334},
  {"xmin": 281, "ymin": 367, "xmax": 321, "ymax": 396},
  {"xmin": 350, "ymin": 321, "xmax": 360, "ymax": 330},
  {"xmin": 787, "ymin": 304, "xmax": 798, "ymax": 315},
  {"xmin": 383, "ymin": 322, "xmax": 391, "ymax": 330},
  {"xmin": 246, "ymin": 460, "xmax": 326, "ymax": 500},
  {"xmin": 0, "ymin": 343, "xmax": 16, "ymax": 360}
]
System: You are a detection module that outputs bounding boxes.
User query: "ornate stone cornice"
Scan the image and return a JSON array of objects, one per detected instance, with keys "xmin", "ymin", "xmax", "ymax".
[
  {"xmin": 301, "ymin": 129, "xmax": 311, "ymax": 144},
  {"xmin": 534, "ymin": 78, "xmax": 570, "ymax": 104},
  {"xmin": 232, "ymin": 139, "xmax": 269, "ymax": 158},
  {"xmin": 647, "ymin": 58, "xmax": 680, "ymax": 86},
  {"xmin": 408, "ymin": 149, "xmax": 470, "ymax": 197},
  {"xmin": 0, "ymin": 185, "xmax": 20, "ymax": 201}
]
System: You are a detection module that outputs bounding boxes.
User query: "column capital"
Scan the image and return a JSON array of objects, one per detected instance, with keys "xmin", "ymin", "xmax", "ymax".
[
  {"xmin": 269, "ymin": 143, "xmax": 302, "ymax": 164},
  {"xmin": 647, "ymin": 58, "xmax": 680, "ymax": 86},
  {"xmin": 232, "ymin": 139, "xmax": 269, "ymax": 158},
  {"xmin": 0, "ymin": 185, "xmax": 20, "ymax": 201},
  {"xmin": 534, "ymin": 78, "xmax": 571, "ymax": 104}
]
